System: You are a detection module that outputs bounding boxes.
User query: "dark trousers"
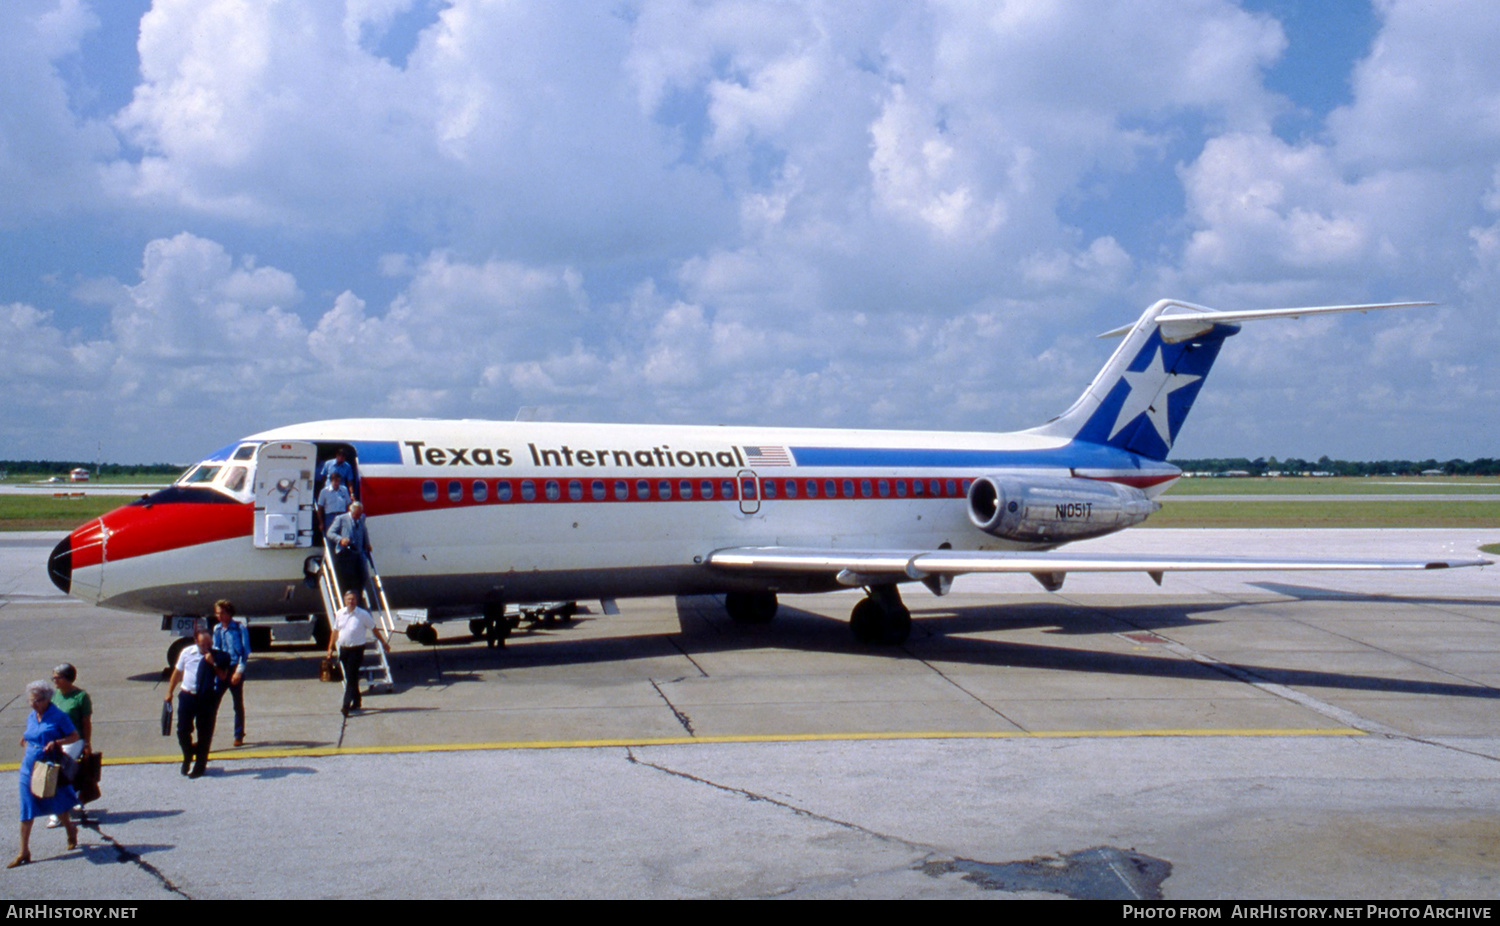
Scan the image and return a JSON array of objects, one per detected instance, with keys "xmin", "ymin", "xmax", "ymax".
[
  {"xmin": 177, "ymin": 690, "xmax": 219, "ymax": 771},
  {"xmin": 339, "ymin": 645, "xmax": 366, "ymax": 713},
  {"xmin": 218, "ymin": 678, "xmax": 245, "ymax": 739},
  {"xmin": 332, "ymin": 549, "xmax": 368, "ymax": 599}
]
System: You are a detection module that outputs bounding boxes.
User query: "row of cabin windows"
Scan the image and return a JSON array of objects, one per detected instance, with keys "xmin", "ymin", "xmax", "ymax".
[{"xmin": 419, "ymin": 476, "xmax": 974, "ymax": 504}]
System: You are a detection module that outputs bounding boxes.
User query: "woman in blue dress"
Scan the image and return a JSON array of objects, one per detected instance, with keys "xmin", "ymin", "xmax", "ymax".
[{"xmin": 9, "ymin": 680, "xmax": 80, "ymax": 868}]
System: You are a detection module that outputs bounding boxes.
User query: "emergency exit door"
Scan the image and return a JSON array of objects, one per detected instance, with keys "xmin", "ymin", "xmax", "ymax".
[{"xmin": 253, "ymin": 441, "xmax": 316, "ymax": 549}]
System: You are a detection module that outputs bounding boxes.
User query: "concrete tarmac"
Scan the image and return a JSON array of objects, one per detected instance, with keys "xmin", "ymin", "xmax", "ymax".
[{"xmin": 1, "ymin": 529, "xmax": 1497, "ymax": 899}]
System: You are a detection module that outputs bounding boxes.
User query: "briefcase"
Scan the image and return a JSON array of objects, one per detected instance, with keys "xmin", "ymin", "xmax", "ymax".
[
  {"xmin": 320, "ymin": 657, "xmax": 342, "ymax": 682},
  {"xmin": 160, "ymin": 700, "xmax": 172, "ymax": 736}
]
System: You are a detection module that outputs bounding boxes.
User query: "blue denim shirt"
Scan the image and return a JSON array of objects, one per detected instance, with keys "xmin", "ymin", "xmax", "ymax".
[{"xmin": 213, "ymin": 619, "xmax": 251, "ymax": 676}]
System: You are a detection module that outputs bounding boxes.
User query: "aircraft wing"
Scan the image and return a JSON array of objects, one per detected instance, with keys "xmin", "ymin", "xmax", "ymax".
[{"xmin": 705, "ymin": 546, "xmax": 1491, "ymax": 589}]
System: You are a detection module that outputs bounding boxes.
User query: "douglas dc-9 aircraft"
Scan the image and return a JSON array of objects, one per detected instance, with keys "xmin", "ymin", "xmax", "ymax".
[{"xmin": 46, "ymin": 299, "xmax": 1489, "ymax": 662}]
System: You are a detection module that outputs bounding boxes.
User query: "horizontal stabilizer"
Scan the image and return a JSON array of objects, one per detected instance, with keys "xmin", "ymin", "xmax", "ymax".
[
  {"xmin": 706, "ymin": 546, "xmax": 1490, "ymax": 586},
  {"xmin": 1098, "ymin": 301, "xmax": 1435, "ymax": 341}
]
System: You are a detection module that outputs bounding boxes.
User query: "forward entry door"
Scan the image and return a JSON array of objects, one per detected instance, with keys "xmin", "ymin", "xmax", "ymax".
[{"xmin": 253, "ymin": 441, "xmax": 316, "ymax": 549}]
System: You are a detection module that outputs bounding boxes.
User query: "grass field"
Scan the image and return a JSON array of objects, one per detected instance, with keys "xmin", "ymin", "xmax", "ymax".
[
  {"xmin": 1165, "ymin": 476, "xmax": 1500, "ymax": 495},
  {"xmin": 1145, "ymin": 498, "xmax": 1500, "ymax": 529},
  {"xmin": 0, "ymin": 495, "xmax": 126, "ymax": 531}
]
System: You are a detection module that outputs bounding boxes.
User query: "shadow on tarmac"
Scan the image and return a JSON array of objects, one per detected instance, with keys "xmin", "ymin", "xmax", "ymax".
[{"xmin": 167, "ymin": 592, "xmax": 1500, "ymax": 703}]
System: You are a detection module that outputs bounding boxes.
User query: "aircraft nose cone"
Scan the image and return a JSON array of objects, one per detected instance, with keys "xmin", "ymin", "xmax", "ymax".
[{"xmin": 48, "ymin": 534, "xmax": 72, "ymax": 595}]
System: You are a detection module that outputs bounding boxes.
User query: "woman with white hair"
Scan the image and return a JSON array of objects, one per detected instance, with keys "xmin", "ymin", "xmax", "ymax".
[{"xmin": 9, "ymin": 679, "xmax": 80, "ymax": 868}]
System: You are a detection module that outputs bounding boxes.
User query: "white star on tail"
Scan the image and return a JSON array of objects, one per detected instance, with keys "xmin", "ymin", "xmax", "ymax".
[{"xmin": 1107, "ymin": 344, "xmax": 1202, "ymax": 446}]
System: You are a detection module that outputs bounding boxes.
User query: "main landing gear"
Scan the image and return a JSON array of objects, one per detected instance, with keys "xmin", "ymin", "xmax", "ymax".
[
  {"xmin": 724, "ymin": 591, "xmax": 779, "ymax": 624},
  {"xmin": 849, "ymin": 585, "xmax": 911, "ymax": 645},
  {"xmin": 465, "ymin": 602, "xmax": 516, "ymax": 649}
]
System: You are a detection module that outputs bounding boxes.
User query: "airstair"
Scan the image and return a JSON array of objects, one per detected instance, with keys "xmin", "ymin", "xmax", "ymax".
[{"xmin": 316, "ymin": 539, "xmax": 395, "ymax": 692}]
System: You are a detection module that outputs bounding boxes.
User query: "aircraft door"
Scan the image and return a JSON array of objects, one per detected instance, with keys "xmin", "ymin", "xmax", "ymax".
[
  {"xmin": 737, "ymin": 470, "xmax": 761, "ymax": 515},
  {"xmin": 253, "ymin": 441, "xmax": 316, "ymax": 549}
]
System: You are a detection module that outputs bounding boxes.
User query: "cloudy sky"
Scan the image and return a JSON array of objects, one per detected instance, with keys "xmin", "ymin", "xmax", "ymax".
[{"xmin": 2, "ymin": 0, "xmax": 1496, "ymax": 464}]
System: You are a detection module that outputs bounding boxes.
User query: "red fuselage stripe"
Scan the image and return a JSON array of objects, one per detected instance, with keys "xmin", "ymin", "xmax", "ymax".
[{"xmin": 76, "ymin": 471, "xmax": 1170, "ymax": 564}]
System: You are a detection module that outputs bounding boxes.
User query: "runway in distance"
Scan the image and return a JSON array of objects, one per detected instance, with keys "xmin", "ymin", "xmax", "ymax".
[{"xmin": 46, "ymin": 299, "xmax": 1490, "ymax": 652}]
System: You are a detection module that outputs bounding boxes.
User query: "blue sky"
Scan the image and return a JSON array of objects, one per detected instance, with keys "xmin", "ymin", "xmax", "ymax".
[{"xmin": 1, "ymin": 0, "xmax": 1496, "ymax": 464}]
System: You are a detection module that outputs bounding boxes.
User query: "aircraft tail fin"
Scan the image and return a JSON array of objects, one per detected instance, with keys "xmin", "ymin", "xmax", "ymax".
[{"xmin": 1028, "ymin": 299, "xmax": 1432, "ymax": 461}]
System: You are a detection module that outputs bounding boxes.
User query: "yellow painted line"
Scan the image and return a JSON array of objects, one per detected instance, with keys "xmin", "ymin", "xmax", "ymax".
[{"xmin": 0, "ymin": 726, "xmax": 1364, "ymax": 770}]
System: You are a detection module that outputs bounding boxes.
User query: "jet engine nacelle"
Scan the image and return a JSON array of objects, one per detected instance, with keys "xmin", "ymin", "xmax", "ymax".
[{"xmin": 967, "ymin": 475, "xmax": 1159, "ymax": 544}]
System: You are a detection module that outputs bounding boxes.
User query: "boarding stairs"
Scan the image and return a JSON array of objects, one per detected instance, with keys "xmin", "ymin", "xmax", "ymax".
[{"xmin": 316, "ymin": 539, "xmax": 395, "ymax": 692}]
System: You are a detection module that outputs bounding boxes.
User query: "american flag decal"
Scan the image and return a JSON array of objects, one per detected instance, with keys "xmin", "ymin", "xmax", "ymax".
[{"xmin": 743, "ymin": 445, "xmax": 793, "ymax": 467}]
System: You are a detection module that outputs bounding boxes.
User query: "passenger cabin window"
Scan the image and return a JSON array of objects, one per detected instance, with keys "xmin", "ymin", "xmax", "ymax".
[
  {"xmin": 448, "ymin": 480, "xmax": 463, "ymax": 502},
  {"xmin": 592, "ymin": 480, "xmax": 607, "ymax": 501},
  {"xmin": 658, "ymin": 480, "xmax": 672, "ymax": 499},
  {"xmin": 496, "ymin": 481, "xmax": 513, "ymax": 502},
  {"xmin": 422, "ymin": 480, "xmax": 438, "ymax": 503},
  {"xmin": 568, "ymin": 480, "xmax": 583, "ymax": 501},
  {"xmin": 678, "ymin": 480, "xmax": 693, "ymax": 500},
  {"xmin": 472, "ymin": 480, "xmax": 488, "ymax": 502},
  {"xmin": 636, "ymin": 480, "xmax": 651, "ymax": 499},
  {"xmin": 614, "ymin": 481, "xmax": 628, "ymax": 501},
  {"xmin": 543, "ymin": 480, "xmax": 559, "ymax": 501},
  {"xmin": 522, "ymin": 480, "xmax": 537, "ymax": 501},
  {"xmin": 784, "ymin": 480, "xmax": 798, "ymax": 499},
  {"xmin": 700, "ymin": 479, "xmax": 714, "ymax": 499},
  {"xmin": 763, "ymin": 480, "xmax": 777, "ymax": 500}
]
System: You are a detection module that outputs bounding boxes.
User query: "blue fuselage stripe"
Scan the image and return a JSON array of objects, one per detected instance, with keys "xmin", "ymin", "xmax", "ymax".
[{"xmin": 788, "ymin": 442, "xmax": 1149, "ymax": 471}]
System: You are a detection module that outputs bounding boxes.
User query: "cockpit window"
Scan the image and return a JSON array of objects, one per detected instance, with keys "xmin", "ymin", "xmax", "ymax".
[
  {"xmin": 223, "ymin": 466, "xmax": 248, "ymax": 493},
  {"xmin": 179, "ymin": 465, "xmax": 223, "ymax": 485},
  {"xmin": 232, "ymin": 444, "xmax": 258, "ymax": 461}
]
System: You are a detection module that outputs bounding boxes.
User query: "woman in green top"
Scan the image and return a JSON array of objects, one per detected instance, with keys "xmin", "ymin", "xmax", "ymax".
[
  {"xmin": 50, "ymin": 665, "xmax": 90, "ymax": 751},
  {"xmin": 47, "ymin": 664, "xmax": 91, "ymax": 828}
]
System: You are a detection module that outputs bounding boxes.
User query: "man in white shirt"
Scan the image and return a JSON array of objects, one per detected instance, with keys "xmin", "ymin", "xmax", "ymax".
[
  {"xmin": 327, "ymin": 590, "xmax": 390, "ymax": 716},
  {"xmin": 163, "ymin": 627, "xmax": 229, "ymax": 778}
]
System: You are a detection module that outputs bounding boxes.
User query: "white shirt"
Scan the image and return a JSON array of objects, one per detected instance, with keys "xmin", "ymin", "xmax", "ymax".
[
  {"xmin": 334, "ymin": 606, "xmax": 375, "ymax": 647},
  {"xmin": 174, "ymin": 644, "xmax": 209, "ymax": 694}
]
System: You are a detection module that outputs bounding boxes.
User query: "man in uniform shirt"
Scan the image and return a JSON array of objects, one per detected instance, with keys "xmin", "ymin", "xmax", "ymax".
[
  {"xmin": 327, "ymin": 590, "xmax": 390, "ymax": 716},
  {"xmin": 315, "ymin": 471, "xmax": 352, "ymax": 536},
  {"xmin": 163, "ymin": 627, "xmax": 230, "ymax": 778}
]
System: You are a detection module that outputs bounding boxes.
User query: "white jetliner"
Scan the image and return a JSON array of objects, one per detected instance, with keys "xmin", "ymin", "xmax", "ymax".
[{"xmin": 47, "ymin": 299, "xmax": 1488, "ymax": 656}]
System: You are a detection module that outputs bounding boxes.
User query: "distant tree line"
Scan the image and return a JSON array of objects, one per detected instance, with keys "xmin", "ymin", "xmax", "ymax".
[
  {"xmin": 1171, "ymin": 457, "xmax": 1500, "ymax": 476},
  {"xmin": 0, "ymin": 460, "xmax": 183, "ymax": 478}
]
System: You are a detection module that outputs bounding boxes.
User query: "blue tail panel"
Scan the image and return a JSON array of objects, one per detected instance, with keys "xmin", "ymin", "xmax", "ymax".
[{"xmin": 1069, "ymin": 327, "xmax": 1232, "ymax": 460}]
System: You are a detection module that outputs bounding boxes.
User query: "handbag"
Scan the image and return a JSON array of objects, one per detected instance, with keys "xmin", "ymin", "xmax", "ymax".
[
  {"xmin": 74, "ymin": 753, "xmax": 102, "ymax": 806},
  {"xmin": 30, "ymin": 761, "xmax": 59, "ymax": 800}
]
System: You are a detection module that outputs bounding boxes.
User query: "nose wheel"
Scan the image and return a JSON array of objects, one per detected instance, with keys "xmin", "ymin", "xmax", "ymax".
[{"xmin": 850, "ymin": 586, "xmax": 911, "ymax": 644}]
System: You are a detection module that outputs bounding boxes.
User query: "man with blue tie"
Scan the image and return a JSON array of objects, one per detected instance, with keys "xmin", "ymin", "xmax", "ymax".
[{"xmin": 327, "ymin": 501, "xmax": 372, "ymax": 599}]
